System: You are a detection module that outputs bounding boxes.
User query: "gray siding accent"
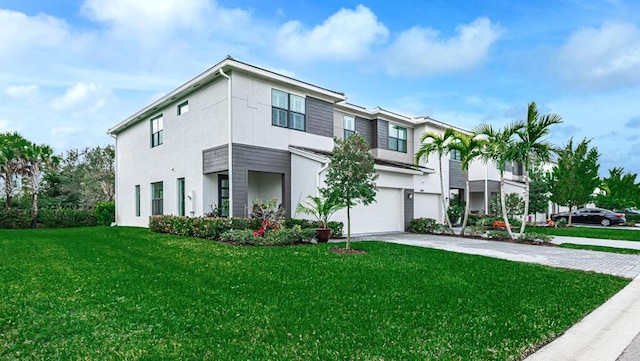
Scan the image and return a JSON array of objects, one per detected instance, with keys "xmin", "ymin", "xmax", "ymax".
[
  {"xmin": 355, "ymin": 116, "xmax": 374, "ymax": 146},
  {"xmin": 469, "ymin": 180, "xmax": 500, "ymax": 193},
  {"xmin": 306, "ymin": 97, "xmax": 333, "ymax": 137},
  {"xmin": 231, "ymin": 144, "xmax": 291, "ymax": 218},
  {"xmin": 203, "ymin": 145, "xmax": 228, "ymax": 174},
  {"xmin": 449, "ymin": 159, "xmax": 466, "ymax": 189},
  {"xmin": 404, "ymin": 189, "xmax": 414, "ymax": 231},
  {"xmin": 376, "ymin": 119, "xmax": 388, "ymax": 150}
]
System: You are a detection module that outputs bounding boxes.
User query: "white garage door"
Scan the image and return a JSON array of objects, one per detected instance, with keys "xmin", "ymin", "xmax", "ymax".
[{"xmin": 347, "ymin": 188, "xmax": 404, "ymax": 234}]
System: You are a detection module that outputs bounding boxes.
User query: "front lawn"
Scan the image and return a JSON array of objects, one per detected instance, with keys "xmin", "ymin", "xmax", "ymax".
[
  {"xmin": 0, "ymin": 227, "xmax": 628, "ymax": 360},
  {"xmin": 525, "ymin": 226, "xmax": 640, "ymax": 241}
]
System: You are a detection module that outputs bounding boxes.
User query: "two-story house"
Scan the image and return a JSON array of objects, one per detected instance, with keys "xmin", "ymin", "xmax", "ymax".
[{"xmin": 108, "ymin": 56, "xmax": 527, "ymax": 233}]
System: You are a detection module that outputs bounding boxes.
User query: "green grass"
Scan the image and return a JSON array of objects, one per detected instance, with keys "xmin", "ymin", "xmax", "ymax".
[
  {"xmin": 0, "ymin": 227, "xmax": 629, "ymax": 360},
  {"xmin": 525, "ymin": 226, "xmax": 640, "ymax": 241},
  {"xmin": 559, "ymin": 243, "xmax": 640, "ymax": 255}
]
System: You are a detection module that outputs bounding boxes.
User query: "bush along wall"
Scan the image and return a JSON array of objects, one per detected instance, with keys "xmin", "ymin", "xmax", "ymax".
[{"xmin": 149, "ymin": 215, "xmax": 344, "ymax": 242}]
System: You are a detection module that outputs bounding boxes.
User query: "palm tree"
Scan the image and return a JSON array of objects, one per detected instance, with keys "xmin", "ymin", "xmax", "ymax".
[
  {"xmin": 0, "ymin": 132, "xmax": 30, "ymax": 208},
  {"xmin": 512, "ymin": 102, "xmax": 562, "ymax": 237},
  {"xmin": 448, "ymin": 131, "xmax": 486, "ymax": 236},
  {"xmin": 474, "ymin": 122, "xmax": 523, "ymax": 239},
  {"xmin": 22, "ymin": 143, "xmax": 60, "ymax": 227},
  {"xmin": 415, "ymin": 127, "xmax": 456, "ymax": 233}
]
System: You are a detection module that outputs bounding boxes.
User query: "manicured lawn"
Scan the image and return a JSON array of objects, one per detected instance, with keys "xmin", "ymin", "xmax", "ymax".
[
  {"xmin": 525, "ymin": 226, "xmax": 640, "ymax": 241},
  {"xmin": 559, "ymin": 243, "xmax": 640, "ymax": 255},
  {"xmin": 0, "ymin": 227, "xmax": 629, "ymax": 360}
]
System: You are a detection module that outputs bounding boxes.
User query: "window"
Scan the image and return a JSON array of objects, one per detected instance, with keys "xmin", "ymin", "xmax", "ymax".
[
  {"xmin": 151, "ymin": 182, "xmax": 163, "ymax": 215},
  {"xmin": 218, "ymin": 175, "xmax": 229, "ymax": 217},
  {"xmin": 271, "ymin": 89, "xmax": 305, "ymax": 131},
  {"xmin": 388, "ymin": 124, "xmax": 407, "ymax": 153},
  {"xmin": 450, "ymin": 149, "xmax": 461, "ymax": 160},
  {"xmin": 344, "ymin": 115, "xmax": 355, "ymax": 139},
  {"xmin": 135, "ymin": 185, "xmax": 140, "ymax": 217},
  {"xmin": 177, "ymin": 101, "xmax": 189, "ymax": 116},
  {"xmin": 151, "ymin": 115, "xmax": 163, "ymax": 147},
  {"xmin": 177, "ymin": 178, "xmax": 185, "ymax": 216}
]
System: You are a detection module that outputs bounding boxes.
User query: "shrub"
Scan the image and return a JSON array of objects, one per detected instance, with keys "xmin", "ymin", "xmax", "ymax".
[
  {"xmin": 0, "ymin": 209, "xmax": 31, "ymax": 229},
  {"xmin": 487, "ymin": 230, "xmax": 511, "ymax": 240},
  {"xmin": 95, "ymin": 201, "xmax": 115, "ymax": 226},
  {"xmin": 282, "ymin": 218, "xmax": 344, "ymax": 238},
  {"xmin": 326, "ymin": 221, "xmax": 344, "ymax": 238},
  {"xmin": 149, "ymin": 215, "xmax": 261, "ymax": 240},
  {"xmin": 464, "ymin": 226, "xmax": 486, "ymax": 237},
  {"xmin": 220, "ymin": 225, "xmax": 315, "ymax": 245},
  {"xmin": 519, "ymin": 232, "xmax": 553, "ymax": 243},
  {"xmin": 492, "ymin": 220, "xmax": 506, "ymax": 228},
  {"xmin": 38, "ymin": 208, "xmax": 97, "ymax": 228},
  {"xmin": 408, "ymin": 218, "xmax": 439, "ymax": 233},
  {"xmin": 626, "ymin": 214, "xmax": 640, "ymax": 224}
]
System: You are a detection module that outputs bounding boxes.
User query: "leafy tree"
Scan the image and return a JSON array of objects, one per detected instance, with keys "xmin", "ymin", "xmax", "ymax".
[
  {"xmin": 528, "ymin": 164, "xmax": 551, "ymax": 216},
  {"xmin": 448, "ymin": 131, "xmax": 485, "ymax": 235},
  {"xmin": 323, "ymin": 134, "xmax": 378, "ymax": 249},
  {"xmin": 490, "ymin": 193, "xmax": 524, "ymax": 217},
  {"xmin": 21, "ymin": 143, "xmax": 60, "ymax": 227},
  {"xmin": 415, "ymin": 128, "xmax": 456, "ymax": 233},
  {"xmin": 474, "ymin": 122, "xmax": 522, "ymax": 239},
  {"xmin": 549, "ymin": 138, "xmax": 600, "ymax": 225},
  {"xmin": 512, "ymin": 101, "xmax": 562, "ymax": 236},
  {"xmin": 594, "ymin": 167, "xmax": 639, "ymax": 210},
  {"xmin": 0, "ymin": 132, "xmax": 30, "ymax": 208}
]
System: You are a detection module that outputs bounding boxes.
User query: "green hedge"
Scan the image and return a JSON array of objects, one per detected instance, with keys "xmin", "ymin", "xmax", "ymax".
[
  {"xmin": 0, "ymin": 208, "xmax": 97, "ymax": 229},
  {"xmin": 95, "ymin": 201, "xmax": 115, "ymax": 226},
  {"xmin": 149, "ymin": 216, "xmax": 344, "ymax": 240},
  {"xmin": 626, "ymin": 214, "xmax": 640, "ymax": 224}
]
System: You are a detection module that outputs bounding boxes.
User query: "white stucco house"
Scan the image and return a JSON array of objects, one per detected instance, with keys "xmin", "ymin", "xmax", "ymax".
[{"xmin": 108, "ymin": 56, "xmax": 529, "ymax": 233}]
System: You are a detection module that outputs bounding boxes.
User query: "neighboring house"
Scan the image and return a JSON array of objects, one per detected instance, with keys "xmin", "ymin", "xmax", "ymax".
[{"xmin": 108, "ymin": 56, "xmax": 527, "ymax": 233}]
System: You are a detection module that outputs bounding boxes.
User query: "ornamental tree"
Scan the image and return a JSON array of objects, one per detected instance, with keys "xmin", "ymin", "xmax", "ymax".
[{"xmin": 323, "ymin": 134, "xmax": 378, "ymax": 249}]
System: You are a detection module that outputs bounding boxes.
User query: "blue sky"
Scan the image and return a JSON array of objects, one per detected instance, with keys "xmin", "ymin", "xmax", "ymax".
[{"xmin": 2, "ymin": 0, "xmax": 640, "ymax": 176}]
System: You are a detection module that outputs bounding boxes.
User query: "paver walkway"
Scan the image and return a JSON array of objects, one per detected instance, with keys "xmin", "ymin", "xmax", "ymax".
[{"xmin": 351, "ymin": 232, "xmax": 640, "ymax": 278}]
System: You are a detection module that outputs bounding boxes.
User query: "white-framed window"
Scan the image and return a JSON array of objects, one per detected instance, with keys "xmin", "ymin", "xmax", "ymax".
[
  {"xmin": 388, "ymin": 124, "xmax": 407, "ymax": 153},
  {"xmin": 344, "ymin": 115, "xmax": 355, "ymax": 139},
  {"xmin": 271, "ymin": 89, "xmax": 305, "ymax": 131},
  {"xmin": 177, "ymin": 178, "xmax": 185, "ymax": 216},
  {"xmin": 177, "ymin": 101, "xmax": 189, "ymax": 116},
  {"xmin": 151, "ymin": 115, "xmax": 163, "ymax": 147},
  {"xmin": 135, "ymin": 185, "xmax": 141, "ymax": 217},
  {"xmin": 450, "ymin": 149, "xmax": 461, "ymax": 160}
]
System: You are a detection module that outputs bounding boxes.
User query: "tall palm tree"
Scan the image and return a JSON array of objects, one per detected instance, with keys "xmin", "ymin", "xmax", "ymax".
[
  {"xmin": 513, "ymin": 102, "xmax": 562, "ymax": 237},
  {"xmin": 448, "ymin": 131, "xmax": 486, "ymax": 236},
  {"xmin": 415, "ymin": 127, "xmax": 456, "ymax": 233},
  {"xmin": 22, "ymin": 143, "xmax": 60, "ymax": 227},
  {"xmin": 474, "ymin": 122, "xmax": 523, "ymax": 239},
  {"xmin": 0, "ymin": 132, "xmax": 30, "ymax": 208}
]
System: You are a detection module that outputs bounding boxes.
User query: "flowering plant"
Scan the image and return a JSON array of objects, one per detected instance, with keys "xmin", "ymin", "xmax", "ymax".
[
  {"xmin": 492, "ymin": 220, "xmax": 506, "ymax": 228},
  {"xmin": 253, "ymin": 220, "xmax": 280, "ymax": 237}
]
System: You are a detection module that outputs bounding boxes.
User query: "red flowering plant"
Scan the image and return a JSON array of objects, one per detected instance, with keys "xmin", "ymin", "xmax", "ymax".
[
  {"xmin": 492, "ymin": 220, "xmax": 506, "ymax": 228},
  {"xmin": 253, "ymin": 220, "xmax": 280, "ymax": 237}
]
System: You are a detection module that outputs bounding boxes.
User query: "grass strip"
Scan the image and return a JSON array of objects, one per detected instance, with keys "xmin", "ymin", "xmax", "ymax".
[
  {"xmin": 0, "ymin": 227, "xmax": 629, "ymax": 360},
  {"xmin": 525, "ymin": 226, "xmax": 640, "ymax": 241},
  {"xmin": 559, "ymin": 243, "xmax": 640, "ymax": 255}
]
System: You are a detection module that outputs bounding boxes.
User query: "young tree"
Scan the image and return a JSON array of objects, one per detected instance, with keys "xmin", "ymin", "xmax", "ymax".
[
  {"xmin": 21, "ymin": 143, "xmax": 60, "ymax": 227},
  {"xmin": 594, "ymin": 167, "xmax": 639, "ymax": 210},
  {"xmin": 474, "ymin": 122, "xmax": 522, "ymax": 239},
  {"xmin": 549, "ymin": 138, "xmax": 600, "ymax": 225},
  {"xmin": 323, "ymin": 134, "xmax": 378, "ymax": 250},
  {"xmin": 0, "ymin": 132, "xmax": 30, "ymax": 208},
  {"xmin": 448, "ymin": 131, "xmax": 485, "ymax": 235},
  {"xmin": 415, "ymin": 128, "xmax": 456, "ymax": 233},
  {"xmin": 528, "ymin": 164, "xmax": 551, "ymax": 217},
  {"xmin": 512, "ymin": 101, "xmax": 562, "ymax": 236}
]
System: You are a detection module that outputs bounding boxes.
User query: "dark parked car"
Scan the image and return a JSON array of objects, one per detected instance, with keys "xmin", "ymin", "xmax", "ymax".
[{"xmin": 551, "ymin": 207, "xmax": 626, "ymax": 226}]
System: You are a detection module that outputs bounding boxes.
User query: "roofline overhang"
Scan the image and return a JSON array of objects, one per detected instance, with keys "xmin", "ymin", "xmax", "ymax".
[{"xmin": 108, "ymin": 57, "xmax": 347, "ymax": 135}]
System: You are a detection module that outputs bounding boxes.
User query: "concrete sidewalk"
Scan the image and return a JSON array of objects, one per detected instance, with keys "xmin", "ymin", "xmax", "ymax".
[{"xmin": 348, "ymin": 232, "xmax": 640, "ymax": 361}]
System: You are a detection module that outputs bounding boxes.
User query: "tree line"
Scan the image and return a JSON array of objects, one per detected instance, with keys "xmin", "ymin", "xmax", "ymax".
[{"xmin": 0, "ymin": 132, "xmax": 114, "ymax": 227}]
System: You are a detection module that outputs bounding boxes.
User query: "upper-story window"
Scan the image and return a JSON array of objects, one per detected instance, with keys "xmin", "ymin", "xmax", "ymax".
[
  {"xmin": 151, "ymin": 115, "xmax": 163, "ymax": 147},
  {"xmin": 450, "ymin": 149, "xmax": 461, "ymax": 160},
  {"xmin": 177, "ymin": 101, "xmax": 189, "ymax": 116},
  {"xmin": 344, "ymin": 115, "xmax": 355, "ymax": 139},
  {"xmin": 388, "ymin": 124, "xmax": 407, "ymax": 153},
  {"xmin": 271, "ymin": 89, "xmax": 305, "ymax": 131}
]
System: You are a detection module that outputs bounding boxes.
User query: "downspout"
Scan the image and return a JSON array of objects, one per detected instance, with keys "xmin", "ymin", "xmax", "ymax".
[
  {"xmin": 108, "ymin": 132, "xmax": 118, "ymax": 225},
  {"xmin": 219, "ymin": 69, "xmax": 233, "ymax": 217}
]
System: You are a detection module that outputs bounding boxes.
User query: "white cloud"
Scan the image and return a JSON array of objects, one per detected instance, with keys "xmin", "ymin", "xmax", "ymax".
[
  {"xmin": 51, "ymin": 82, "xmax": 104, "ymax": 110},
  {"xmin": 275, "ymin": 5, "xmax": 388, "ymax": 63},
  {"xmin": 558, "ymin": 21, "xmax": 640, "ymax": 90},
  {"xmin": 50, "ymin": 126, "xmax": 83, "ymax": 150},
  {"xmin": 0, "ymin": 120, "xmax": 11, "ymax": 132},
  {"xmin": 383, "ymin": 17, "xmax": 504, "ymax": 77},
  {"xmin": 5, "ymin": 84, "xmax": 39, "ymax": 98},
  {"xmin": 0, "ymin": 10, "xmax": 70, "ymax": 63}
]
